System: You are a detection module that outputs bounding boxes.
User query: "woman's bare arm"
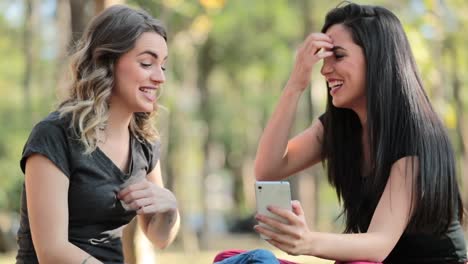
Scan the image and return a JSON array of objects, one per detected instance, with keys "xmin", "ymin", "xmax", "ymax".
[
  {"xmin": 254, "ymin": 33, "xmax": 333, "ymax": 181},
  {"xmin": 255, "ymin": 116, "xmax": 324, "ymax": 180},
  {"xmin": 256, "ymin": 156, "xmax": 417, "ymax": 262},
  {"xmin": 136, "ymin": 162, "xmax": 180, "ymax": 249},
  {"xmin": 25, "ymin": 154, "xmax": 103, "ymax": 264}
]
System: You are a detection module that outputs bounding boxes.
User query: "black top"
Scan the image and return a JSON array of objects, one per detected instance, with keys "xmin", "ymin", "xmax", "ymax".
[
  {"xmin": 318, "ymin": 114, "xmax": 467, "ymax": 264},
  {"xmin": 16, "ymin": 112, "xmax": 160, "ymax": 264},
  {"xmin": 385, "ymin": 218, "xmax": 467, "ymax": 263}
]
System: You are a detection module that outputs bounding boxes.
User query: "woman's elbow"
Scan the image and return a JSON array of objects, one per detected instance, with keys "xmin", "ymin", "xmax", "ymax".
[
  {"xmin": 36, "ymin": 244, "xmax": 66, "ymax": 264},
  {"xmin": 372, "ymin": 252, "xmax": 389, "ymax": 263},
  {"xmin": 150, "ymin": 234, "xmax": 177, "ymax": 250},
  {"xmin": 152, "ymin": 240, "xmax": 170, "ymax": 250},
  {"xmin": 370, "ymin": 239, "xmax": 396, "ymax": 263},
  {"xmin": 367, "ymin": 253, "xmax": 386, "ymax": 264},
  {"xmin": 148, "ymin": 216, "xmax": 179, "ymax": 250},
  {"xmin": 254, "ymin": 162, "xmax": 271, "ymax": 181}
]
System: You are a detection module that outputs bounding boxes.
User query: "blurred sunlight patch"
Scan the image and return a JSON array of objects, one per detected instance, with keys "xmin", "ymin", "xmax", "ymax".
[
  {"xmin": 190, "ymin": 15, "xmax": 212, "ymax": 42},
  {"xmin": 200, "ymin": 0, "xmax": 225, "ymax": 10},
  {"xmin": 444, "ymin": 104, "xmax": 457, "ymax": 129},
  {"xmin": 162, "ymin": 0, "xmax": 184, "ymax": 9}
]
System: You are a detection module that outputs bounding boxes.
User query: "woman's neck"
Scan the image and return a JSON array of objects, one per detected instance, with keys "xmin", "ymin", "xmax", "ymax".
[
  {"xmin": 104, "ymin": 104, "xmax": 132, "ymax": 140},
  {"xmin": 354, "ymin": 106, "xmax": 367, "ymax": 128}
]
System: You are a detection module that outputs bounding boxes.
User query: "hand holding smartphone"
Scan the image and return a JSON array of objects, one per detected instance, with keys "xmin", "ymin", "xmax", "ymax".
[{"xmin": 255, "ymin": 181, "xmax": 292, "ymax": 239}]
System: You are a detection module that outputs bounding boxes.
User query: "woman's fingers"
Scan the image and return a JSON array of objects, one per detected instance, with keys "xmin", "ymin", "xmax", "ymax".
[
  {"xmin": 266, "ymin": 206, "xmax": 300, "ymax": 224},
  {"xmin": 255, "ymin": 213, "xmax": 299, "ymax": 239},
  {"xmin": 254, "ymin": 224, "xmax": 295, "ymax": 245},
  {"xmin": 120, "ymin": 189, "xmax": 149, "ymax": 204},
  {"xmin": 304, "ymin": 33, "xmax": 333, "ymax": 52},
  {"xmin": 118, "ymin": 180, "xmax": 150, "ymax": 198},
  {"xmin": 128, "ymin": 197, "xmax": 153, "ymax": 211},
  {"xmin": 306, "ymin": 40, "xmax": 334, "ymax": 53},
  {"xmin": 306, "ymin": 32, "xmax": 333, "ymax": 43},
  {"xmin": 291, "ymin": 200, "xmax": 304, "ymax": 216},
  {"xmin": 316, "ymin": 51, "xmax": 334, "ymax": 59},
  {"xmin": 254, "ymin": 224, "xmax": 301, "ymax": 251},
  {"xmin": 287, "ymin": 32, "xmax": 333, "ymax": 90},
  {"xmin": 294, "ymin": 36, "xmax": 334, "ymax": 70},
  {"xmin": 118, "ymin": 179, "xmax": 177, "ymax": 215},
  {"xmin": 297, "ymin": 39, "xmax": 333, "ymax": 60}
]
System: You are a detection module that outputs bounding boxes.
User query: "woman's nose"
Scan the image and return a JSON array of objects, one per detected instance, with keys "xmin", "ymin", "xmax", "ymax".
[
  {"xmin": 320, "ymin": 58, "xmax": 333, "ymax": 76},
  {"xmin": 151, "ymin": 67, "xmax": 165, "ymax": 83}
]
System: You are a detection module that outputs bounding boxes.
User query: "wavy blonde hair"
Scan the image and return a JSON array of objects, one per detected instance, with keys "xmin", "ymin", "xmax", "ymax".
[{"xmin": 58, "ymin": 5, "xmax": 167, "ymax": 154}]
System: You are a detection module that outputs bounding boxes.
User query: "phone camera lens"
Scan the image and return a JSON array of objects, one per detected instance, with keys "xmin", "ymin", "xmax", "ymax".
[{"xmin": 258, "ymin": 186, "xmax": 262, "ymax": 189}]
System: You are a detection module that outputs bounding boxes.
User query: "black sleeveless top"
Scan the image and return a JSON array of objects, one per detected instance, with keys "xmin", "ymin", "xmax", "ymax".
[
  {"xmin": 385, "ymin": 218, "xmax": 466, "ymax": 263},
  {"xmin": 16, "ymin": 112, "xmax": 160, "ymax": 264},
  {"xmin": 318, "ymin": 115, "xmax": 467, "ymax": 264}
]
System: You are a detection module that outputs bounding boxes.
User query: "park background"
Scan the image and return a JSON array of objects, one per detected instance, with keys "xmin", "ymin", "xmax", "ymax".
[{"xmin": 0, "ymin": 0, "xmax": 467, "ymax": 263}]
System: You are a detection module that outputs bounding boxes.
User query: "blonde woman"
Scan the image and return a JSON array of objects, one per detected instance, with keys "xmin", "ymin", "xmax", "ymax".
[{"xmin": 16, "ymin": 5, "xmax": 179, "ymax": 264}]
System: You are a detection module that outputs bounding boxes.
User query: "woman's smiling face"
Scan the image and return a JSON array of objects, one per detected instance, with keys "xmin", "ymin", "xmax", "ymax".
[
  {"xmin": 320, "ymin": 23, "xmax": 367, "ymax": 113},
  {"xmin": 112, "ymin": 32, "xmax": 168, "ymax": 113}
]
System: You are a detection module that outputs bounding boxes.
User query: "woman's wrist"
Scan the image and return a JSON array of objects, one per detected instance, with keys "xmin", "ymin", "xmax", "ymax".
[
  {"xmin": 282, "ymin": 82, "xmax": 305, "ymax": 101},
  {"xmin": 305, "ymin": 231, "xmax": 320, "ymax": 256},
  {"xmin": 285, "ymin": 80, "xmax": 308, "ymax": 94}
]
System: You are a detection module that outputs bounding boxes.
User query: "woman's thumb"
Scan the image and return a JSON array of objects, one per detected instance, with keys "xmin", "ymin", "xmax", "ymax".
[{"xmin": 291, "ymin": 200, "xmax": 304, "ymax": 216}]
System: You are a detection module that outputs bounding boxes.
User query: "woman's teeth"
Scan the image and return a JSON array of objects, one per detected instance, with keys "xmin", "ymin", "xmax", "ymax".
[
  {"xmin": 139, "ymin": 87, "xmax": 156, "ymax": 95},
  {"xmin": 328, "ymin": 80, "xmax": 343, "ymax": 89}
]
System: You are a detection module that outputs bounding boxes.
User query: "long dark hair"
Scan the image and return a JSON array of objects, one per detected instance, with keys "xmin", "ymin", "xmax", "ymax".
[
  {"xmin": 58, "ymin": 5, "xmax": 167, "ymax": 153},
  {"xmin": 320, "ymin": 2, "xmax": 463, "ymax": 234}
]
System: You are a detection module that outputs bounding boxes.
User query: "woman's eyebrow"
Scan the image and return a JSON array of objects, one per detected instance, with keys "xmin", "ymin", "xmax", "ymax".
[
  {"xmin": 137, "ymin": 50, "xmax": 168, "ymax": 60},
  {"xmin": 332, "ymin": 46, "xmax": 346, "ymax": 52}
]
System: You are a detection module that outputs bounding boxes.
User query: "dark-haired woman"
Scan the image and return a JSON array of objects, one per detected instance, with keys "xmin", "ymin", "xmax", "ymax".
[
  {"xmin": 254, "ymin": 2, "xmax": 466, "ymax": 264},
  {"xmin": 16, "ymin": 5, "xmax": 179, "ymax": 264}
]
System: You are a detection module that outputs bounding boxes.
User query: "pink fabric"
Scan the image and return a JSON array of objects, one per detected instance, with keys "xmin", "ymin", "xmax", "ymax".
[
  {"xmin": 213, "ymin": 249, "xmax": 298, "ymax": 264},
  {"xmin": 335, "ymin": 261, "xmax": 382, "ymax": 264},
  {"xmin": 213, "ymin": 250, "xmax": 243, "ymax": 262}
]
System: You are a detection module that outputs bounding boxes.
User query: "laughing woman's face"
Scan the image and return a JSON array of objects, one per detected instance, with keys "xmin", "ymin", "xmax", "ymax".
[
  {"xmin": 321, "ymin": 24, "xmax": 367, "ymax": 113},
  {"xmin": 112, "ymin": 32, "xmax": 168, "ymax": 113}
]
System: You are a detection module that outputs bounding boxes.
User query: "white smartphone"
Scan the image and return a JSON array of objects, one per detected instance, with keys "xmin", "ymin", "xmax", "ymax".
[{"xmin": 255, "ymin": 181, "xmax": 292, "ymax": 239}]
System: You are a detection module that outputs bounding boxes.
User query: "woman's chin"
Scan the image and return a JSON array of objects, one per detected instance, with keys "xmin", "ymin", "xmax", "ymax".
[
  {"xmin": 331, "ymin": 98, "xmax": 344, "ymax": 108},
  {"xmin": 136, "ymin": 102, "xmax": 157, "ymax": 113}
]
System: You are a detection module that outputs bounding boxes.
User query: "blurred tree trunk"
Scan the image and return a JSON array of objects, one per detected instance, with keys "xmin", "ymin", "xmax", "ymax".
[
  {"xmin": 295, "ymin": 0, "xmax": 319, "ymax": 230},
  {"xmin": 166, "ymin": 109, "xmax": 201, "ymax": 253},
  {"xmin": 23, "ymin": 0, "xmax": 38, "ymax": 124},
  {"xmin": 225, "ymin": 78, "xmax": 249, "ymax": 218},
  {"xmin": 428, "ymin": 2, "xmax": 445, "ymax": 102},
  {"xmin": 447, "ymin": 37, "xmax": 468, "ymax": 202},
  {"xmin": 230, "ymin": 159, "xmax": 246, "ymax": 211},
  {"xmin": 158, "ymin": 109, "xmax": 172, "ymax": 190},
  {"xmin": 438, "ymin": 2, "xmax": 467, "ymax": 202},
  {"xmin": 55, "ymin": 0, "xmax": 71, "ymax": 99},
  {"xmin": 225, "ymin": 140, "xmax": 249, "ymax": 217},
  {"xmin": 69, "ymin": 0, "xmax": 90, "ymax": 48},
  {"xmin": 95, "ymin": 0, "xmax": 124, "ymax": 14},
  {"xmin": 197, "ymin": 37, "xmax": 215, "ymax": 248}
]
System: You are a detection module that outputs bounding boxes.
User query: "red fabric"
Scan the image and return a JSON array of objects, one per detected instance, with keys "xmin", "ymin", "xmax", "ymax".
[{"xmin": 213, "ymin": 249, "xmax": 298, "ymax": 264}]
